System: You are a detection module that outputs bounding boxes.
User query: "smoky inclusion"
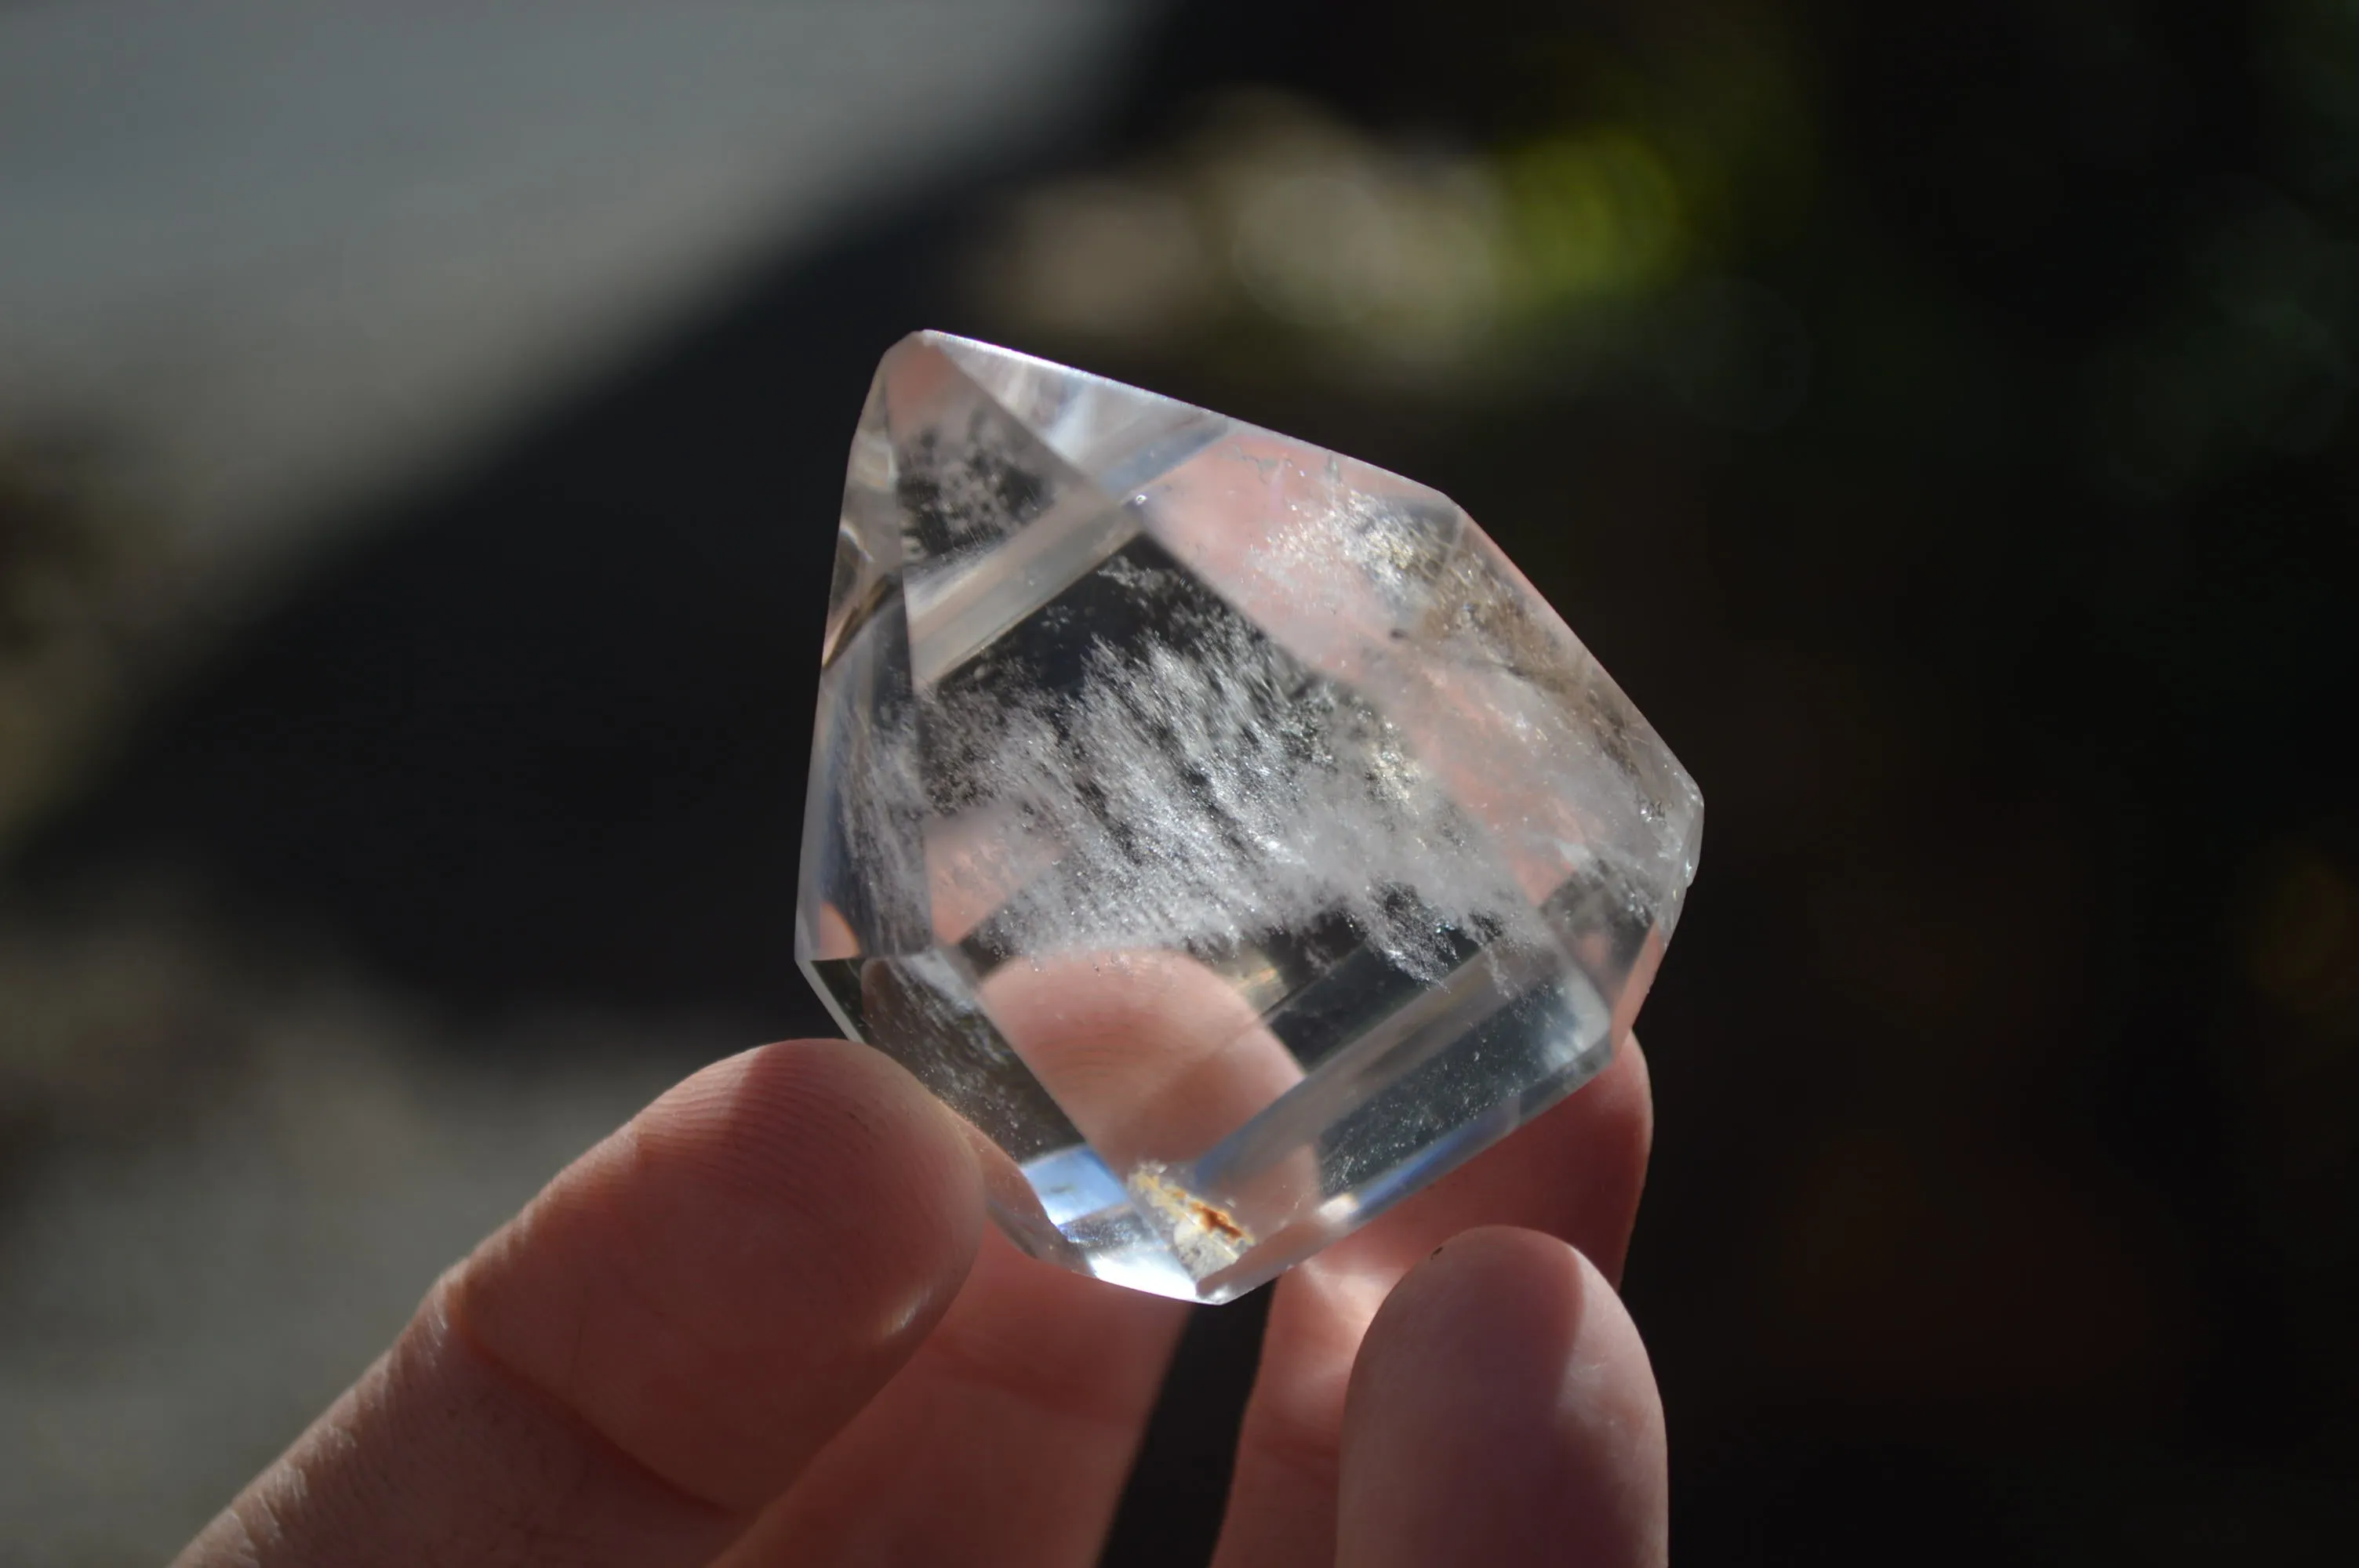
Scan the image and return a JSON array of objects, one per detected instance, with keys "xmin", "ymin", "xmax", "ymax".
[{"xmin": 797, "ymin": 332, "xmax": 1702, "ymax": 1302}]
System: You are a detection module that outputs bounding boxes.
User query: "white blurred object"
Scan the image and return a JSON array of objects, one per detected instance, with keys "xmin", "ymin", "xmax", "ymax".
[
  {"xmin": 0, "ymin": 0, "xmax": 1150, "ymax": 852},
  {"xmin": 0, "ymin": 0, "xmax": 1145, "ymax": 586}
]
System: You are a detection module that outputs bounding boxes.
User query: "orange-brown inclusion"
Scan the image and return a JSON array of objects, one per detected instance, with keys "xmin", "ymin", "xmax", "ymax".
[{"xmin": 1190, "ymin": 1200, "xmax": 1248, "ymax": 1243}]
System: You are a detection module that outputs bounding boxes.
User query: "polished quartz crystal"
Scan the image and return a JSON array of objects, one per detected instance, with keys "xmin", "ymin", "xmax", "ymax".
[{"xmin": 797, "ymin": 332, "xmax": 1702, "ymax": 1302}]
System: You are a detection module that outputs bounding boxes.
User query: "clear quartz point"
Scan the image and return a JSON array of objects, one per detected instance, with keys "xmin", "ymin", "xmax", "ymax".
[{"xmin": 797, "ymin": 332, "xmax": 1702, "ymax": 1303}]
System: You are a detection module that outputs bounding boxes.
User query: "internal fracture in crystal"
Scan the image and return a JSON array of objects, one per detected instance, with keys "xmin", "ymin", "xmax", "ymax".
[{"xmin": 797, "ymin": 331, "xmax": 1702, "ymax": 1303}]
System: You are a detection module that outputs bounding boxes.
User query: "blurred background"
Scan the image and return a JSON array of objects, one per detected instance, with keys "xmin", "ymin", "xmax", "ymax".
[{"xmin": 3, "ymin": 0, "xmax": 2354, "ymax": 1561}]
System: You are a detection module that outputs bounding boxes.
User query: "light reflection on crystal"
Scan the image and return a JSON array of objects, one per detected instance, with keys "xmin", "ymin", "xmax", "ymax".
[{"xmin": 798, "ymin": 332, "xmax": 1701, "ymax": 1302}]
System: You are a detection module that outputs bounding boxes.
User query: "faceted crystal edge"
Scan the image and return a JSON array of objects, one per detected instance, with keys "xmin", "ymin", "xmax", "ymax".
[{"xmin": 796, "ymin": 331, "xmax": 1706, "ymax": 1304}]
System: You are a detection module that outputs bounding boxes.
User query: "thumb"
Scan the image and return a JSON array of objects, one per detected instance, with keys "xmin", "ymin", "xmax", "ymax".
[{"xmin": 179, "ymin": 1040, "xmax": 983, "ymax": 1568}]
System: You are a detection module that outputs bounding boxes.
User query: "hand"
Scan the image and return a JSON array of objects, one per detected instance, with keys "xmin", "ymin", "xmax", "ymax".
[{"xmin": 176, "ymin": 1037, "xmax": 1665, "ymax": 1566}]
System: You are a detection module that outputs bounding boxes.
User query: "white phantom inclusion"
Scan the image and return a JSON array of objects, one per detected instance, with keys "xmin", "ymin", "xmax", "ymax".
[{"xmin": 797, "ymin": 332, "xmax": 1702, "ymax": 1303}]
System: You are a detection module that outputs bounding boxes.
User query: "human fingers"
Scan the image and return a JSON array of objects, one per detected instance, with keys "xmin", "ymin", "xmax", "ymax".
[
  {"xmin": 1211, "ymin": 1034, "xmax": 1656, "ymax": 1568},
  {"xmin": 715, "ymin": 948, "xmax": 1264, "ymax": 1563},
  {"xmin": 176, "ymin": 1040, "xmax": 983, "ymax": 1568},
  {"xmin": 721, "ymin": 949, "xmax": 1241, "ymax": 1565},
  {"xmin": 1337, "ymin": 1227, "xmax": 1668, "ymax": 1568},
  {"xmin": 718, "ymin": 1226, "xmax": 1187, "ymax": 1566}
]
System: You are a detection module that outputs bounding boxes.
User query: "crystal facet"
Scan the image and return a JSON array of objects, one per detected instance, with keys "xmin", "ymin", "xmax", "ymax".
[{"xmin": 798, "ymin": 332, "xmax": 1703, "ymax": 1302}]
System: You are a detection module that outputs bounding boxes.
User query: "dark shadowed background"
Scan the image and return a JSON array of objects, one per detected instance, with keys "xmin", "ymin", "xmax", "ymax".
[{"xmin": 4, "ymin": 1, "xmax": 2354, "ymax": 1562}]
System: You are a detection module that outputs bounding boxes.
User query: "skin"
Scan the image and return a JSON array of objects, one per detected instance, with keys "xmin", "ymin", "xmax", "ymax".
[{"xmin": 177, "ymin": 1036, "xmax": 1667, "ymax": 1568}]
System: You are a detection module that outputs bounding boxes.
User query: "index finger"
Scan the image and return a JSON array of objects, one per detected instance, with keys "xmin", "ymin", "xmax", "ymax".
[{"xmin": 176, "ymin": 1039, "xmax": 983, "ymax": 1568}]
